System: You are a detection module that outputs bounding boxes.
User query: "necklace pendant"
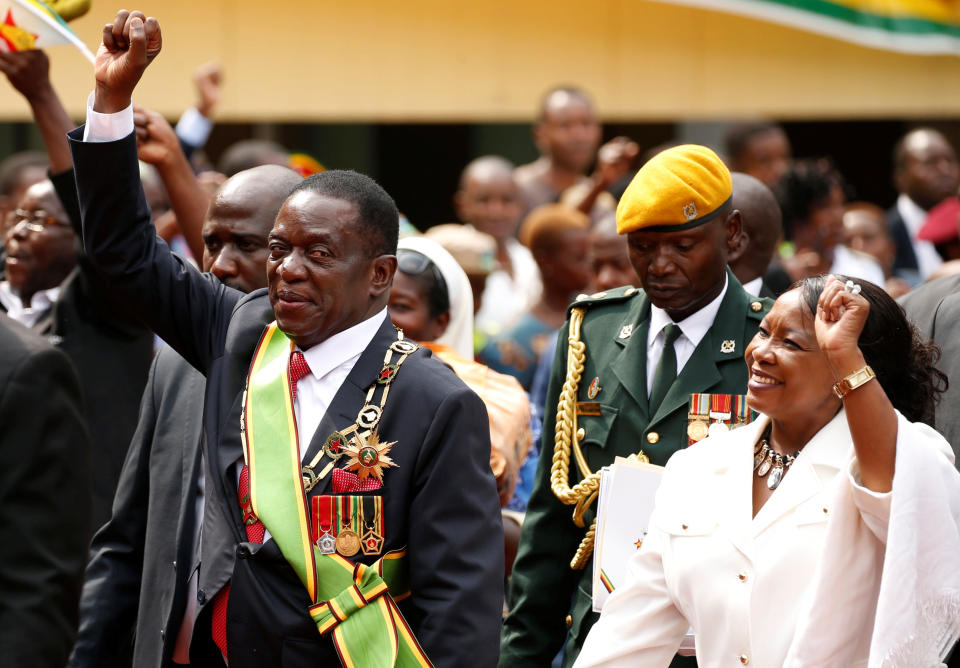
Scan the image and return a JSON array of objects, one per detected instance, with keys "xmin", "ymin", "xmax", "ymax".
[
  {"xmin": 767, "ymin": 461, "xmax": 785, "ymax": 489},
  {"xmin": 757, "ymin": 451, "xmax": 774, "ymax": 477},
  {"xmin": 753, "ymin": 448, "xmax": 766, "ymax": 470}
]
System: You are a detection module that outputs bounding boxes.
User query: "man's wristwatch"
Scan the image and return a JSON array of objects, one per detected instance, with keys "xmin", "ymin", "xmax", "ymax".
[{"xmin": 832, "ymin": 365, "xmax": 876, "ymax": 399}]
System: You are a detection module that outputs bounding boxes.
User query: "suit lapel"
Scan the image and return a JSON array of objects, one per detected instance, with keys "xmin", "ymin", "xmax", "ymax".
[
  {"xmin": 610, "ymin": 296, "xmax": 651, "ymax": 420},
  {"xmin": 752, "ymin": 410, "xmax": 850, "ymax": 537},
  {"xmin": 301, "ymin": 318, "xmax": 399, "ymax": 497},
  {"xmin": 714, "ymin": 417, "xmax": 768, "ymax": 562}
]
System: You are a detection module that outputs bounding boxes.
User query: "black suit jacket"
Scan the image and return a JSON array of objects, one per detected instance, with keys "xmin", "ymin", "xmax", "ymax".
[
  {"xmin": 69, "ymin": 345, "xmax": 206, "ymax": 668},
  {"xmin": 0, "ymin": 169, "xmax": 155, "ymax": 531},
  {"xmin": 0, "ymin": 312, "xmax": 91, "ymax": 668},
  {"xmin": 898, "ymin": 274, "xmax": 960, "ymax": 461},
  {"xmin": 70, "ymin": 129, "xmax": 504, "ymax": 668},
  {"xmin": 886, "ymin": 204, "xmax": 920, "ymax": 276}
]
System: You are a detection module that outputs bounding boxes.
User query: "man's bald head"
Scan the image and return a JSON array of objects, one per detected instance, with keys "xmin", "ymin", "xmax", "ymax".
[
  {"xmin": 455, "ymin": 156, "xmax": 522, "ymax": 242},
  {"xmin": 202, "ymin": 164, "xmax": 302, "ymax": 293},
  {"xmin": 893, "ymin": 128, "xmax": 959, "ymax": 211},
  {"xmin": 728, "ymin": 172, "xmax": 782, "ymax": 285},
  {"xmin": 458, "ymin": 156, "xmax": 515, "ymax": 191}
]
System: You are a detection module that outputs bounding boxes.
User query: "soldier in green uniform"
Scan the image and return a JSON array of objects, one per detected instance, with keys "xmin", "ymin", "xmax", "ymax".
[{"xmin": 500, "ymin": 145, "xmax": 773, "ymax": 667}]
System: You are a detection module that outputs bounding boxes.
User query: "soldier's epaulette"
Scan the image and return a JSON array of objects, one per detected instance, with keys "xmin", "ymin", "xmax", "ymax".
[
  {"xmin": 568, "ymin": 285, "xmax": 640, "ymax": 314},
  {"xmin": 746, "ymin": 296, "xmax": 774, "ymax": 320}
]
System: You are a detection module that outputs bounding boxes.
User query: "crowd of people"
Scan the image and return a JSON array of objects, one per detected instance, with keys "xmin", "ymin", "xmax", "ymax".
[{"xmin": 1, "ymin": 7, "xmax": 960, "ymax": 668}]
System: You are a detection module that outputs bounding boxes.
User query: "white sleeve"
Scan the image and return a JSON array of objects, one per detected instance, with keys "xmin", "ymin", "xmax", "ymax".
[
  {"xmin": 573, "ymin": 514, "xmax": 688, "ymax": 668},
  {"xmin": 175, "ymin": 107, "xmax": 214, "ymax": 147},
  {"xmin": 82, "ymin": 92, "xmax": 135, "ymax": 143}
]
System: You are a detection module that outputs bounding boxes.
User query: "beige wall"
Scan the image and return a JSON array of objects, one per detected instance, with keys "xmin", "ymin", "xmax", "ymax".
[{"xmin": 3, "ymin": 0, "xmax": 960, "ymax": 122}]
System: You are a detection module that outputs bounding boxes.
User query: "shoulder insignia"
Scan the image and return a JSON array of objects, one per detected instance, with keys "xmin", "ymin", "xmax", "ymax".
[{"xmin": 570, "ymin": 285, "xmax": 640, "ymax": 311}]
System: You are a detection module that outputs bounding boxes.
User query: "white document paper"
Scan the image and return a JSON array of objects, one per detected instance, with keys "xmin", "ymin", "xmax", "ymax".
[{"xmin": 592, "ymin": 456, "xmax": 664, "ymax": 612}]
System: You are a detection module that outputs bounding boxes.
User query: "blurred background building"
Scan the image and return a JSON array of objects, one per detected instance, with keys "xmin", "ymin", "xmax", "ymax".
[{"xmin": 3, "ymin": 0, "xmax": 960, "ymax": 226}]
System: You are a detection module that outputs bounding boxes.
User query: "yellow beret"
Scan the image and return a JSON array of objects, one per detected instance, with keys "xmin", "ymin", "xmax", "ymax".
[{"xmin": 616, "ymin": 144, "xmax": 732, "ymax": 234}]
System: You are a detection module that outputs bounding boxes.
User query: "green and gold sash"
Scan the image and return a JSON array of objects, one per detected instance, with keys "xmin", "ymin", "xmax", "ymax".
[{"xmin": 243, "ymin": 322, "xmax": 432, "ymax": 667}]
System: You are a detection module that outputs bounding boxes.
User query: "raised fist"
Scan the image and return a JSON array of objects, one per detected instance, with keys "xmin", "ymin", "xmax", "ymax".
[{"xmin": 93, "ymin": 10, "xmax": 161, "ymax": 113}]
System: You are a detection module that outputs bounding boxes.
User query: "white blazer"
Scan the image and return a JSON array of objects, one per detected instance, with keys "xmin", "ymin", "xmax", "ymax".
[{"xmin": 574, "ymin": 410, "xmax": 895, "ymax": 668}]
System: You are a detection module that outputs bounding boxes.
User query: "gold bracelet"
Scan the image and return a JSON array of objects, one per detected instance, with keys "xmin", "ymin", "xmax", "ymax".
[{"xmin": 832, "ymin": 365, "xmax": 876, "ymax": 399}]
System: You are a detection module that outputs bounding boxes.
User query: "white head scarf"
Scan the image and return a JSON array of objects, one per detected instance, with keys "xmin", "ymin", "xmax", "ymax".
[{"xmin": 396, "ymin": 236, "xmax": 474, "ymax": 360}]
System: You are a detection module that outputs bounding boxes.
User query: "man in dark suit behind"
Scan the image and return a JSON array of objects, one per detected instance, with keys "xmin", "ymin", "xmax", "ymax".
[
  {"xmin": 899, "ymin": 273, "xmax": 960, "ymax": 461},
  {"xmin": 69, "ymin": 164, "xmax": 303, "ymax": 668},
  {"xmin": 0, "ymin": 49, "xmax": 154, "ymax": 531},
  {"xmin": 0, "ymin": 311, "xmax": 91, "ymax": 668},
  {"xmin": 886, "ymin": 128, "xmax": 959, "ymax": 283},
  {"xmin": 70, "ymin": 11, "xmax": 502, "ymax": 668}
]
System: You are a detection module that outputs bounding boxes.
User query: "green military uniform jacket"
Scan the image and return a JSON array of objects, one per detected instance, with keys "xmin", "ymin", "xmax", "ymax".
[{"xmin": 500, "ymin": 270, "xmax": 771, "ymax": 667}]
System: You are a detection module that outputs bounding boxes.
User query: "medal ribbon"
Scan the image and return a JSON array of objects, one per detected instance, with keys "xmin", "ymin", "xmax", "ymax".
[
  {"xmin": 710, "ymin": 393, "xmax": 732, "ymax": 420},
  {"xmin": 312, "ymin": 494, "xmax": 334, "ymax": 542},
  {"xmin": 733, "ymin": 394, "xmax": 753, "ymax": 424},
  {"xmin": 244, "ymin": 323, "xmax": 432, "ymax": 667},
  {"xmin": 691, "ymin": 393, "xmax": 709, "ymax": 417}
]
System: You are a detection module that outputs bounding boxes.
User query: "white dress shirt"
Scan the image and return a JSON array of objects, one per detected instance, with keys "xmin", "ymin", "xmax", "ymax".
[
  {"xmin": 294, "ymin": 308, "xmax": 388, "ymax": 459},
  {"xmin": 0, "ymin": 281, "xmax": 60, "ymax": 328},
  {"xmin": 475, "ymin": 237, "xmax": 542, "ymax": 335},
  {"xmin": 741, "ymin": 276, "xmax": 762, "ymax": 298},
  {"xmin": 645, "ymin": 275, "xmax": 728, "ymax": 396},
  {"xmin": 897, "ymin": 193, "xmax": 944, "ymax": 280},
  {"xmin": 830, "ymin": 245, "xmax": 885, "ymax": 287}
]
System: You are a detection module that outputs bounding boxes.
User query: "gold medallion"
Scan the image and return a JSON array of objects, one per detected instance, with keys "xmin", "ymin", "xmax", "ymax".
[
  {"xmin": 687, "ymin": 419, "xmax": 709, "ymax": 442},
  {"xmin": 335, "ymin": 528, "xmax": 361, "ymax": 557}
]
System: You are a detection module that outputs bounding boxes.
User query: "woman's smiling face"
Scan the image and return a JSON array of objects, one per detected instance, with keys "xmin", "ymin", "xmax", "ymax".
[{"xmin": 744, "ymin": 288, "xmax": 840, "ymax": 424}]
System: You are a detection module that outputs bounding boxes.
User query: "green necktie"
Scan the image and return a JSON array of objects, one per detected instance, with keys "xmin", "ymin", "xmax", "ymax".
[{"xmin": 648, "ymin": 323, "xmax": 682, "ymax": 415}]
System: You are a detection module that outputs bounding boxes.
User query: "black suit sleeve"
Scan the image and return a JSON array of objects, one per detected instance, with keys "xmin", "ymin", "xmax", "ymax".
[
  {"xmin": 68, "ymin": 129, "xmax": 241, "ymax": 373},
  {"xmin": 68, "ymin": 354, "xmax": 164, "ymax": 668},
  {"xmin": 407, "ymin": 385, "xmax": 504, "ymax": 667},
  {"xmin": 0, "ymin": 342, "xmax": 91, "ymax": 668}
]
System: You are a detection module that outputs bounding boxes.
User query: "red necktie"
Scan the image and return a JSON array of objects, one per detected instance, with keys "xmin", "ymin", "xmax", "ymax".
[
  {"xmin": 211, "ymin": 351, "xmax": 310, "ymax": 658},
  {"xmin": 289, "ymin": 351, "xmax": 311, "ymax": 400}
]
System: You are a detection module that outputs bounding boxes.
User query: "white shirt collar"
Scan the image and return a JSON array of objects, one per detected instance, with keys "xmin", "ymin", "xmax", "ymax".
[
  {"xmin": 299, "ymin": 308, "xmax": 388, "ymax": 380},
  {"xmin": 0, "ymin": 281, "xmax": 60, "ymax": 328},
  {"xmin": 648, "ymin": 273, "xmax": 728, "ymax": 348},
  {"xmin": 743, "ymin": 276, "xmax": 763, "ymax": 297},
  {"xmin": 896, "ymin": 193, "xmax": 928, "ymax": 235}
]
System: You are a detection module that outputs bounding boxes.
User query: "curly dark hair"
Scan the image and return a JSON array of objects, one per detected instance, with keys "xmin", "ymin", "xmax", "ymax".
[
  {"xmin": 798, "ymin": 275, "xmax": 947, "ymax": 426},
  {"xmin": 775, "ymin": 159, "xmax": 846, "ymax": 242}
]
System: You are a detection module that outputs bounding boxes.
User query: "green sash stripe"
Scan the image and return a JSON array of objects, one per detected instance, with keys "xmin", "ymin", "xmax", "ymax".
[
  {"xmin": 246, "ymin": 323, "xmax": 317, "ymax": 601},
  {"xmin": 245, "ymin": 323, "xmax": 432, "ymax": 667}
]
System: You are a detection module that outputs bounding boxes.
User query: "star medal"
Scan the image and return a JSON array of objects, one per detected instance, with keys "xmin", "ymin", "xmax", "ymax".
[
  {"xmin": 377, "ymin": 364, "xmax": 398, "ymax": 385},
  {"xmin": 343, "ymin": 431, "xmax": 397, "ymax": 483},
  {"xmin": 360, "ymin": 495, "xmax": 384, "ymax": 556},
  {"xmin": 323, "ymin": 431, "xmax": 347, "ymax": 461}
]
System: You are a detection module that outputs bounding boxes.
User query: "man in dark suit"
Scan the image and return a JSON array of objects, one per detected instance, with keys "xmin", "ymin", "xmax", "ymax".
[
  {"xmin": 0, "ymin": 311, "xmax": 91, "ymax": 668},
  {"xmin": 500, "ymin": 145, "xmax": 771, "ymax": 667},
  {"xmin": 899, "ymin": 274, "xmax": 960, "ymax": 460},
  {"xmin": 728, "ymin": 172, "xmax": 784, "ymax": 299},
  {"xmin": 69, "ymin": 164, "xmax": 303, "ymax": 668},
  {"xmin": 887, "ymin": 128, "xmax": 959, "ymax": 283},
  {"xmin": 71, "ymin": 11, "xmax": 502, "ymax": 668},
  {"xmin": 0, "ymin": 48, "xmax": 153, "ymax": 530}
]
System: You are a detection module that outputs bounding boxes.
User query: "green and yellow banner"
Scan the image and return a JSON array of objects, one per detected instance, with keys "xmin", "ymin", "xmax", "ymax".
[{"xmin": 654, "ymin": 0, "xmax": 960, "ymax": 54}]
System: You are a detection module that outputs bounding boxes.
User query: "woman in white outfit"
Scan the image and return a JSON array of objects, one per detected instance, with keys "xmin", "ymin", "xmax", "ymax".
[{"xmin": 575, "ymin": 275, "xmax": 960, "ymax": 668}]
